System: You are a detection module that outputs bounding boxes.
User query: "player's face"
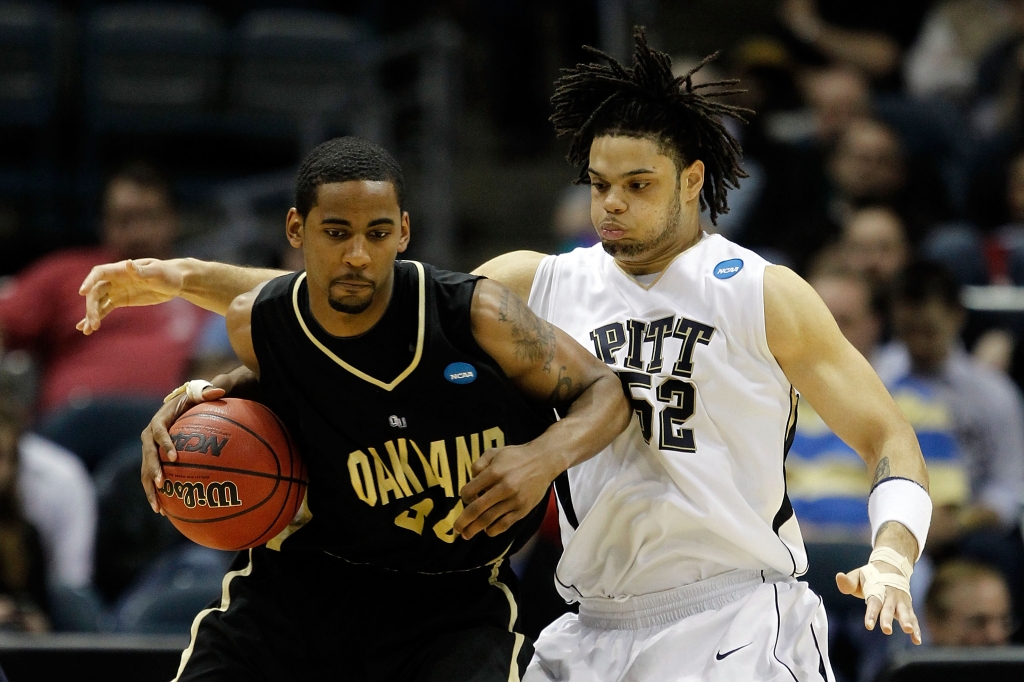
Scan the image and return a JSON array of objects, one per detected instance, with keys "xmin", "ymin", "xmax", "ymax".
[
  {"xmin": 587, "ymin": 135, "xmax": 703, "ymax": 274},
  {"xmin": 287, "ymin": 180, "xmax": 410, "ymax": 318}
]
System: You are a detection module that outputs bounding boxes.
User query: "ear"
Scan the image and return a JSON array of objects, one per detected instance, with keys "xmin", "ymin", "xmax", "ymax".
[
  {"xmin": 397, "ymin": 211, "xmax": 411, "ymax": 254},
  {"xmin": 682, "ymin": 160, "xmax": 705, "ymax": 203},
  {"xmin": 285, "ymin": 208, "xmax": 304, "ymax": 248}
]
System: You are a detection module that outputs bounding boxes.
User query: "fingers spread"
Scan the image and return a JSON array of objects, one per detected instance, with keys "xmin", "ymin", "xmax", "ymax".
[
  {"xmin": 878, "ymin": 592, "xmax": 898, "ymax": 635},
  {"xmin": 895, "ymin": 601, "xmax": 922, "ymax": 645},
  {"xmin": 864, "ymin": 595, "xmax": 883, "ymax": 630}
]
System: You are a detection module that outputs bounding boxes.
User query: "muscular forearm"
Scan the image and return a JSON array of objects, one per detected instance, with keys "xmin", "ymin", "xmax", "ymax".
[
  {"xmin": 530, "ymin": 373, "xmax": 630, "ymax": 480},
  {"xmin": 179, "ymin": 259, "xmax": 287, "ymax": 315}
]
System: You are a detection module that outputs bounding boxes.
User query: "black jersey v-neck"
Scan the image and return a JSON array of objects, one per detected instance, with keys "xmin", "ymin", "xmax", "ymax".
[{"xmin": 297, "ymin": 262, "xmax": 417, "ymax": 384}]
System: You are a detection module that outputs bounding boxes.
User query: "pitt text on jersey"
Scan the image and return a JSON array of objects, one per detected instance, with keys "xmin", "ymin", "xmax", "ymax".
[
  {"xmin": 347, "ymin": 427, "xmax": 506, "ymax": 543},
  {"xmin": 589, "ymin": 315, "xmax": 717, "ymax": 453}
]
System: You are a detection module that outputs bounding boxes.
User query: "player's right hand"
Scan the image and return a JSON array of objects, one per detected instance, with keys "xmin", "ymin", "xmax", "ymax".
[
  {"xmin": 78, "ymin": 258, "xmax": 184, "ymax": 335},
  {"xmin": 141, "ymin": 383, "xmax": 225, "ymax": 515}
]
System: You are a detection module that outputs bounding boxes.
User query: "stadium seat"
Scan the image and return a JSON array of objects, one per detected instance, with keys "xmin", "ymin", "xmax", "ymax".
[
  {"xmin": 229, "ymin": 8, "xmax": 381, "ymax": 150},
  {"xmin": 35, "ymin": 396, "xmax": 164, "ymax": 470}
]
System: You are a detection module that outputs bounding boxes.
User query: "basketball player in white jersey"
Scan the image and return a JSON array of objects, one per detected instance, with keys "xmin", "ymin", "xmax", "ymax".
[{"xmin": 77, "ymin": 31, "xmax": 931, "ymax": 681}]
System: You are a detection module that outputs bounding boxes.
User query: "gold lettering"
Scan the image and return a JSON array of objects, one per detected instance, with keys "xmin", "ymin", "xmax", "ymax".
[
  {"xmin": 383, "ymin": 440, "xmax": 414, "ymax": 497},
  {"xmin": 455, "ymin": 433, "xmax": 480, "ymax": 492},
  {"xmin": 482, "ymin": 426, "xmax": 505, "ymax": 451},
  {"xmin": 429, "ymin": 440, "xmax": 454, "ymax": 497},
  {"xmin": 433, "ymin": 500, "xmax": 464, "ymax": 543},
  {"xmin": 347, "ymin": 451, "xmax": 377, "ymax": 507},
  {"xmin": 369, "ymin": 447, "xmax": 404, "ymax": 505},
  {"xmin": 409, "ymin": 440, "xmax": 439, "ymax": 489},
  {"xmin": 394, "ymin": 498, "xmax": 435, "ymax": 535},
  {"xmin": 390, "ymin": 439, "xmax": 424, "ymax": 494}
]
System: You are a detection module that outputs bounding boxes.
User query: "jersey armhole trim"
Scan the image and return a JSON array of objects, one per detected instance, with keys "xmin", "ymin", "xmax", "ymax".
[{"xmin": 290, "ymin": 263, "xmax": 426, "ymax": 391}]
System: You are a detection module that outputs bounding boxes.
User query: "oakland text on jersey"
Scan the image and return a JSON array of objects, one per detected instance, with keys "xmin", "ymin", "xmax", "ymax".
[
  {"xmin": 347, "ymin": 427, "xmax": 505, "ymax": 543},
  {"xmin": 589, "ymin": 315, "xmax": 717, "ymax": 452}
]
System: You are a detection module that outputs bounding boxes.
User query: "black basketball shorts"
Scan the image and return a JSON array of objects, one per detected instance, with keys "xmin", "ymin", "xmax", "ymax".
[{"xmin": 172, "ymin": 546, "xmax": 534, "ymax": 682}]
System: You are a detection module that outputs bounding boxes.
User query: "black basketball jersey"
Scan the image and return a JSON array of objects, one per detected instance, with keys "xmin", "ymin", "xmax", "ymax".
[{"xmin": 249, "ymin": 261, "xmax": 553, "ymax": 573}]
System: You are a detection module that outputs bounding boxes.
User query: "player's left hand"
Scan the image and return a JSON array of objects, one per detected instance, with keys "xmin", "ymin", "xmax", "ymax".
[
  {"xmin": 454, "ymin": 444, "xmax": 558, "ymax": 540},
  {"xmin": 836, "ymin": 562, "xmax": 922, "ymax": 645}
]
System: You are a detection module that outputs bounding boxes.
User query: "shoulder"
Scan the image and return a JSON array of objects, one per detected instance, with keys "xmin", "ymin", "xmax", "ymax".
[
  {"xmin": 472, "ymin": 250, "xmax": 549, "ymax": 301},
  {"xmin": 253, "ymin": 271, "xmax": 302, "ymax": 305}
]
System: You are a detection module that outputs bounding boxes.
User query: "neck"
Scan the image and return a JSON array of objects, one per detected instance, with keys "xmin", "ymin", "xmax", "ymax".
[
  {"xmin": 307, "ymin": 270, "xmax": 395, "ymax": 338},
  {"xmin": 615, "ymin": 220, "xmax": 703, "ymax": 276}
]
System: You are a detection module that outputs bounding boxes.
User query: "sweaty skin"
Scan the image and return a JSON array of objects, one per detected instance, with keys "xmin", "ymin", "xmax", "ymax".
[{"xmin": 80, "ymin": 135, "xmax": 929, "ymax": 644}]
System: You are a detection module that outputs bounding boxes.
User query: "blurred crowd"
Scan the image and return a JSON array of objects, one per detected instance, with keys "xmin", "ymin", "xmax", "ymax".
[{"xmin": 0, "ymin": 1, "xmax": 1021, "ymax": 681}]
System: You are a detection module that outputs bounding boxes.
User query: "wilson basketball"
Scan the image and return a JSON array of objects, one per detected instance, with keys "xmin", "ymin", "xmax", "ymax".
[{"xmin": 158, "ymin": 398, "xmax": 307, "ymax": 551}]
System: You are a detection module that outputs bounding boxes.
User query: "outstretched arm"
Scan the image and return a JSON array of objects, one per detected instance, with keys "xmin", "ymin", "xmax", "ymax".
[
  {"xmin": 453, "ymin": 278, "xmax": 630, "ymax": 539},
  {"xmin": 77, "ymin": 257, "xmax": 287, "ymax": 334},
  {"xmin": 765, "ymin": 265, "xmax": 929, "ymax": 645}
]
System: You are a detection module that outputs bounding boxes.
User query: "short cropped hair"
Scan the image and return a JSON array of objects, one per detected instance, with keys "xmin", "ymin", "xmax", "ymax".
[
  {"xmin": 104, "ymin": 160, "xmax": 175, "ymax": 209},
  {"xmin": 891, "ymin": 260, "xmax": 962, "ymax": 310},
  {"xmin": 294, "ymin": 137, "xmax": 405, "ymax": 218}
]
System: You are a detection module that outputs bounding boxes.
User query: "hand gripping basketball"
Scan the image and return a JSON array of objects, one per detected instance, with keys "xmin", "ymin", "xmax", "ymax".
[
  {"xmin": 836, "ymin": 547, "xmax": 922, "ymax": 645},
  {"xmin": 141, "ymin": 380, "xmax": 225, "ymax": 515}
]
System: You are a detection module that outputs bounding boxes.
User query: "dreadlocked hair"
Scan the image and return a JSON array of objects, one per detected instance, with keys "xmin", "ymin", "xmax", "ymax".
[{"xmin": 550, "ymin": 27, "xmax": 752, "ymax": 224}]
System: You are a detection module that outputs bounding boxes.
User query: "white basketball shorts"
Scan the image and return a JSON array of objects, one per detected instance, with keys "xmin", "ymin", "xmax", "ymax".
[{"xmin": 524, "ymin": 569, "xmax": 835, "ymax": 682}]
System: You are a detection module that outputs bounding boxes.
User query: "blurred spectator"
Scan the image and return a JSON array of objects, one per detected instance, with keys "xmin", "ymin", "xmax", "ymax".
[
  {"xmin": 875, "ymin": 262, "xmax": 1024, "ymax": 545},
  {"xmin": 788, "ymin": 272, "xmax": 968, "ymax": 543},
  {"xmin": 812, "ymin": 271, "xmax": 880, "ymax": 359},
  {"xmin": 904, "ymin": 0, "xmax": 1016, "ymax": 102},
  {"xmin": 841, "ymin": 206, "xmax": 910, "ymax": 290},
  {"xmin": 17, "ymin": 433, "xmax": 96, "ymax": 593},
  {"xmin": 828, "ymin": 118, "xmax": 955, "ymax": 242},
  {"xmin": 552, "ymin": 184, "xmax": 596, "ymax": 253},
  {"xmin": 925, "ymin": 559, "xmax": 1016, "ymax": 645},
  {"xmin": 802, "ymin": 66, "xmax": 871, "ymax": 148},
  {"xmin": 0, "ymin": 388, "xmax": 50, "ymax": 632},
  {"xmin": 0, "ymin": 162, "xmax": 208, "ymax": 417},
  {"xmin": 777, "ymin": 0, "xmax": 931, "ymax": 90},
  {"xmin": 718, "ymin": 39, "xmax": 830, "ymax": 267}
]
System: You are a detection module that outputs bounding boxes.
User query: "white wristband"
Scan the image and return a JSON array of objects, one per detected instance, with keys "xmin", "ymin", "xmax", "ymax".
[
  {"xmin": 868, "ymin": 477, "xmax": 932, "ymax": 560},
  {"xmin": 163, "ymin": 379, "xmax": 215, "ymax": 405}
]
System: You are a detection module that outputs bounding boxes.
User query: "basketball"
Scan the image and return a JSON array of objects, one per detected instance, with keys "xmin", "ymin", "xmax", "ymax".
[{"xmin": 158, "ymin": 398, "xmax": 307, "ymax": 551}]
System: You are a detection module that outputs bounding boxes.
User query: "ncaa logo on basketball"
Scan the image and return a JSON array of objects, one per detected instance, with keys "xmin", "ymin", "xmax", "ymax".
[
  {"xmin": 444, "ymin": 362, "xmax": 477, "ymax": 384},
  {"xmin": 713, "ymin": 258, "xmax": 744, "ymax": 280}
]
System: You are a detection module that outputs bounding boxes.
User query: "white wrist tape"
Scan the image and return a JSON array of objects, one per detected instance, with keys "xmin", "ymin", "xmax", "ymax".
[
  {"xmin": 163, "ymin": 379, "xmax": 215, "ymax": 405},
  {"xmin": 859, "ymin": 547, "xmax": 914, "ymax": 604},
  {"xmin": 868, "ymin": 477, "xmax": 932, "ymax": 560}
]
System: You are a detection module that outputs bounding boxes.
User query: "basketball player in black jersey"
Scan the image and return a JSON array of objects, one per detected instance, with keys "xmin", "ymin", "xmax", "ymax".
[{"xmin": 119, "ymin": 138, "xmax": 629, "ymax": 682}]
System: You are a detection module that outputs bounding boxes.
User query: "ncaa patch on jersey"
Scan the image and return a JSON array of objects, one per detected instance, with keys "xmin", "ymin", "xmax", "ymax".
[
  {"xmin": 713, "ymin": 258, "xmax": 744, "ymax": 279},
  {"xmin": 444, "ymin": 362, "xmax": 477, "ymax": 384}
]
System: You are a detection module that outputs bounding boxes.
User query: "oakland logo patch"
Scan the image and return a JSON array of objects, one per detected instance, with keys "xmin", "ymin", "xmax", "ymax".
[
  {"xmin": 444, "ymin": 362, "xmax": 477, "ymax": 384},
  {"xmin": 713, "ymin": 258, "xmax": 744, "ymax": 280}
]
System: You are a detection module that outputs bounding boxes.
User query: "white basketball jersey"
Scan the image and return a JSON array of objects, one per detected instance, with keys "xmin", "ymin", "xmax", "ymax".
[{"xmin": 528, "ymin": 234, "xmax": 807, "ymax": 601}]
